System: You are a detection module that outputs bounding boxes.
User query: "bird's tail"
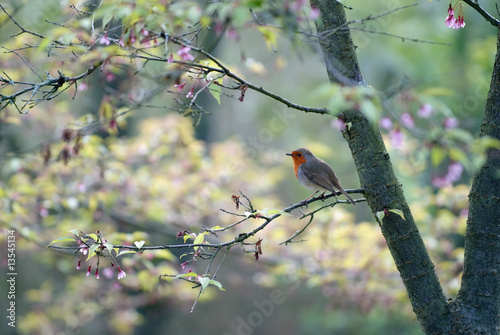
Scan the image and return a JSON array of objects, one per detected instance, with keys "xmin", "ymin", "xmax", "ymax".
[{"xmin": 338, "ymin": 187, "xmax": 355, "ymax": 205}]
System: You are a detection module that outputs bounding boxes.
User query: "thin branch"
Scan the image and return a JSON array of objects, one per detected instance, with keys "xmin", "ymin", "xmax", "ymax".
[
  {"xmin": 280, "ymin": 215, "xmax": 315, "ymax": 245},
  {"xmin": 169, "ymin": 37, "xmax": 328, "ymax": 115},
  {"xmin": 2, "ymin": 47, "xmax": 43, "ymax": 80},
  {"xmin": 316, "ymin": 3, "xmax": 418, "ymax": 40},
  {"xmin": 0, "ymin": 3, "xmax": 65, "ymax": 44},
  {"xmin": 463, "ymin": 0, "xmax": 499, "ymax": 27},
  {"xmin": 350, "ymin": 28, "xmax": 451, "ymax": 46},
  {"xmin": 0, "ymin": 62, "xmax": 102, "ymax": 112}
]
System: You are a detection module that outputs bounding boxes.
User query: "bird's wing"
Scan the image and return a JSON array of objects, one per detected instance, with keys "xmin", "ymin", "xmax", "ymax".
[
  {"xmin": 311, "ymin": 171, "xmax": 336, "ymax": 192},
  {"xmin": 301, "ymin": 164, "xmax": 336, "ymax": 192}
]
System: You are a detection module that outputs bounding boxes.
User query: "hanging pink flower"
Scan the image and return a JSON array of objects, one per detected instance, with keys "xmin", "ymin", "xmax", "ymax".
[
  {"xmin": 177, "ymin": 46, "xmax": 195, "ymax": 62},
  {"xmin": 445, "ymin": 2, "xmax": 465, "ymax": 29}
]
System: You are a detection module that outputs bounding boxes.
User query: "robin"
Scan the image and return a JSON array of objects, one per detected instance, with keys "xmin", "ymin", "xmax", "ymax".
[{"xmin": 286, "ymin": 147, "xmax": 355, "ymax": 205}]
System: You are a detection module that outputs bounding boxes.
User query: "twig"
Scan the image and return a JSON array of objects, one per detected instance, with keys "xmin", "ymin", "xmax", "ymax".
[
  {"xmin": 350, "ymin": 28, "xmax": 451, "ymax": 46},
  {"xmin": 316, "ymin": 4, "xmax": 419, "ymax": 40},
  {"xmin": 2, "ymin": 47, "xmax": 43, "ymax": 80},
  {"xmin": 463, "ymin": 0, "xmax": 499, "ymax": 27},
  {"xmin": 169, "ymin": 37, "xmax": 328, "ymax": 115},
  {"xmin": 280, "ymin": 215, "xmax": 315, "ymax": 245}
]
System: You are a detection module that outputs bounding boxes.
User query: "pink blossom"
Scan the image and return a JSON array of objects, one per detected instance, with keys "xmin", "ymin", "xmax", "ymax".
[
  {"xmin": 447, "ymin": 162, "xmax": 463, "ymax": 181},
  {"xmin": 454, "ymin": 15, "xmax": 465, "ymax": 29},
  {"xmin": 291, "ymin": 0, "xmax": 306, "ymax": 11},
  {"xmin": 446, "ymin": 2, "xmax": 465, "ymax": 29},
  {"xmin": 214, "ymin": 23, "xmax": 225, "ymax": 36},
  {"xmin": 432, "ymin": 162, "xmax": 463, "ymax": 187},
  {"xmin": 117, "ymin": 267, "xmax": 127, "ymax": 280},
  {"xmin": 129, "ymin": 30, "xmax": 136, "ymax": 44},
  {"xmin": 86, "ymin": 265, "xmax": 91, "ymax": 277},
  {"xmin": 79, "ymin": 243, "xmax": 88, "ymax": 255},
  {"xmin": 78, "ymin": 82, "xmax": 89, "ymax": 92},
  {"xmin": 186, "ymin": 86, "xmax": 194, "ymax": 98},
  {"xmin": 76, "ymin": 260, "xmax": 81, "ymax": 270},
  {"xmin": 332, "ymin": 118, "xmax": 346, "ymax": 131},
  {"xmin": 105, "ymin": 72, "xmax": 115, "ymax": 82},
  {"xmin": 310, "ymin": 8, "xmax": 321, "ymax": 20},
  {"xmin": 445, "ymin": 5, "xmax": 455, "ymax": 28},
  {"xmin": 95, "ymin": 268, "xmax": 99, "ymax": 279},
  {"xmin": 181, "ymin": 261, "xmax": 188, "ymax": 270},
  {"xmin": 418, "ymin": 104, "xmax": 433, "ymax": 118},
  {"xmin": 401, "ymin": 113, "xmax": 414, "ymax": 128},
  {"xmin": 226, "ymin": 28, "xmax": 239, "ymax": 40},
  {"xmin": 102, "ymin": 267, "xmax": 114, "ymax": 279},
  {"xmin": 40, "ymin": 207, "xmax": 48, "ymax": 217},
  {"xmin": 177, "ymin": 46, "xmax": 195, "ymax": 62},
  {"xmin": 99, "ymin": 34, "xmax": 110, "ymax": 45},
  {"xmin": 379, "ymin": 117, "xmax": 393, "ymax": 130},
  {"xmin": 444, "ymin": 117, "xmax": 459, "ymax": 129},
  {"xmin": 174, "ymin": 82, "xmax": 187, "ymax": 91},
  {"xmin": 390, "ymin": 128, "xmax": 404, "ymax": 148}
]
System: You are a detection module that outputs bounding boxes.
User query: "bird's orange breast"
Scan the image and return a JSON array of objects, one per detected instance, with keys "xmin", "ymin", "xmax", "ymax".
[{"xmin": 290, "ymin": 151, "xmax": 307, "ymax": 178}]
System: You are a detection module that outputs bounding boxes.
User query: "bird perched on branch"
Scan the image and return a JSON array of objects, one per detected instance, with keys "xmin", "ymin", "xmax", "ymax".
[{"xmin": 286, "ymin": 147, "xmax": 355, "ymax": 205}]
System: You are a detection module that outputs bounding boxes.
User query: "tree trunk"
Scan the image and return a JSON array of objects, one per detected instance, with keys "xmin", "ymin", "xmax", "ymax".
[
  {"xmin": 310, "ymin": 0, "xmax": 452, "ymax": 333},
  {"xmin": 453, "ymin": 26, "xmax": 500, "ymax": 333}
]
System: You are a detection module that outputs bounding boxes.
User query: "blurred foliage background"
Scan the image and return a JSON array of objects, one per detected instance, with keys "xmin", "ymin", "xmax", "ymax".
[{"xmin": 0, "ymin": 0, "xmax": 496, "ymax": 334}]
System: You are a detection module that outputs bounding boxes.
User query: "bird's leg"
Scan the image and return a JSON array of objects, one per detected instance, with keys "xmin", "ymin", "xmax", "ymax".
[
  {"xmin": 319, "ymin": 191, "xmax": 326, "ymax": 201},
  {"xmin": 301, "ymin": 190, "xmax": 319, "ymax": 206}
]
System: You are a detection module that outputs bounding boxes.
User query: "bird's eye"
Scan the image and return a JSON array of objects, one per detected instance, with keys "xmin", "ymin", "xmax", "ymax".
[{"xmin": 297, "ymin": 153, "xmax": 302, "ymax": 156}]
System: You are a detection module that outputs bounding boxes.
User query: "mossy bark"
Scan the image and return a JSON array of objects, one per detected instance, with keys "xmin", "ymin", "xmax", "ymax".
[
  {"xmin": 453, "ymin": 26, "xmax": 500, "ymax": 333},
  {"xmin": 309, "ymin": 0, "xmax": 456, "ymax": 333}
]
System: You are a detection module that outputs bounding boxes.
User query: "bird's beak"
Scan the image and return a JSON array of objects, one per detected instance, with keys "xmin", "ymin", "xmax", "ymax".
[{"xmin": 286, "ymin": 153, "xmax": 292, "ymax": 156}]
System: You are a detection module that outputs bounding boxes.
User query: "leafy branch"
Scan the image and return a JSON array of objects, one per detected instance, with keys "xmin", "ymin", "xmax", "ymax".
[{"xmin": 48, "ymin": 189, "xmax": 365, "ymax": 312}]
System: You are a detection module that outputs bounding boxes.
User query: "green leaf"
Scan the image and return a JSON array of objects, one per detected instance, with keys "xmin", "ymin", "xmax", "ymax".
[
  {"xmin": 375, "ymin": 209, "xmax": 405, "ymax": 224},
  {"xmin": 199, "ymin": 276, "xmax": 210, "ymax": 293},
  {"xmin": 134, "ymin": 240, "xmax": 145, "ymax": 249},
  {"xmin": 360, "ymin": 99, "xmax": 380, "ymax": 124},
  {"xmin": 48, "ymin": 236, "xmax": 76, "ymax": 245},
  {"xmin": 388, "ymin": 209, "xmax": 405, "ymax": 220},
  {"xmin": 117, "ymin": 250, "xmax": 137, "ymax": 256},
  {"xmin": 376, "ymin": 211, "xmax": 385, "ymax": 223},
  {"xmin": 87, "ymin": 244, "xmax": 100, "ymax": 261},
  {"xmin": 420, "ymin": 87, "xmax": 456, "ymax": 97},
  {"xmin": 257, "ymin": 26, "xmax": 278, "ymax": 50},
  {"xmin": 258, "ymin": 208, "xmax": 269, "ymax": 216},
  {"xmin": 176, "ymin": 272, "xmax": 198, "ymax": 279},
  {"xmin": 447, "ymin": 128, "xmax": 474, "ymax": 144},
  {"xmin": 154, "ymin": 250, "xmax": 175, "ymax": 260},
  {"xmin": 69, "ymin": 229, "xmax": 80, "ymax": 237},
  {"xmin": 101, "ymin": 11, "xmax": 115, "ymax": 29},
  {"xmin": 209, "ymin": 279, "xmax": 226, "ymax": 291},
  {"xmin": 478, "ymin": 136, "xmax": 500, "ymax": 150},
  {"xmin": 193, "ymin": 233, "xmax": 205, "ymax": 250},
  {"xmin": 36, "ymin": 38, "xmax": 52, "ymax": 55},
  {"xmin": 103, "ymin": 243, "xmax": 114, "ymax": 253},
  {"xmin": 449, "ymin": 147, "xmax": 468, "ymax": 165},
  {"xmin": 431, "ymin": 146, "xmax": 447, "ymax": 167}
]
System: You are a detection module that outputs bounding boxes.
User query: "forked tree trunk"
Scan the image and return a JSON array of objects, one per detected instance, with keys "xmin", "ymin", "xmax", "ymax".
[
  {"xmin": 453, "ymin": 26, "xmax": 500, "ymax": 333},
  {"xmin": 309, "ymin": 0, "xmax": 500, "ymax": 333}
]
